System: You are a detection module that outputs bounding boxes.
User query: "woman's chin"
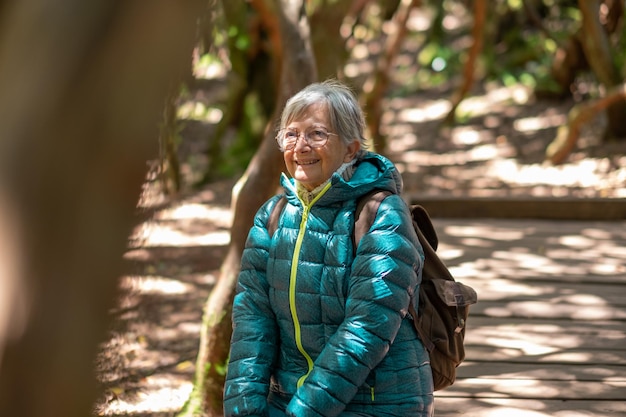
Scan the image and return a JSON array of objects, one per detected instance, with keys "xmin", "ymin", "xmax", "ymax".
[{"xmin": 295, "ymin": 177, "xmax": 321, "ymax": 191}]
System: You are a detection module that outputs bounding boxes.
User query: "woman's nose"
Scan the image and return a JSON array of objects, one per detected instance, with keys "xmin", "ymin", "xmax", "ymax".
[{"xmin": 293, "ymin": 134, "xmax": 311, "ymax": 151}]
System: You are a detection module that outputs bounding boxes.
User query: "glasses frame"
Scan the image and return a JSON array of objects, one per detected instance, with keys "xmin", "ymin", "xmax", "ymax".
[{"xmin": 276, "ymin": 126, "xmax": 339, "ymax": 151}]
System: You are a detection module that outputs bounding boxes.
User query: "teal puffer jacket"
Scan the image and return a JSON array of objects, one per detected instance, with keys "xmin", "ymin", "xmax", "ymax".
[{"xmin": 224, "ymin": 152, "xmax": 434, "ymax": 417}]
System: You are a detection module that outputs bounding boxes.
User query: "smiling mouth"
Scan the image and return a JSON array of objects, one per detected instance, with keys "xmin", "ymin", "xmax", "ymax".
[{"xmin": 296, "ymin": 160, "xmax": 319, "ymax": 165}]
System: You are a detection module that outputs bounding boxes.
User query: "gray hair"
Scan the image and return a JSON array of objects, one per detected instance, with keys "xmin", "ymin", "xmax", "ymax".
[{"xmin": 278, "ymin": 80, "xmax": 367, "ymax": 153}]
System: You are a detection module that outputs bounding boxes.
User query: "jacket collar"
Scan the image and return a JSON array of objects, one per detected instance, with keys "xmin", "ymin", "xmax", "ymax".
[{"xmin": 280, "ymin": 152, "xmax": 402, "ymax": 207}]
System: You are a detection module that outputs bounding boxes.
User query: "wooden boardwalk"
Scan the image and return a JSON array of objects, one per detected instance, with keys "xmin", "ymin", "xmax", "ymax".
[{"xmin": 429, "ymin": 218, "xmax": 626, "ymax": 417}]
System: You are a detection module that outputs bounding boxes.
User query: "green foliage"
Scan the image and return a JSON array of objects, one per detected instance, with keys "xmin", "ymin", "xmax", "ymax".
[
  {"xmin": 227, "ymin": 24, "xmax": 251, "ymax": 52},
  {"xmin": 215, "ymin": 93, "xmax": 266, "ymax": 178}
]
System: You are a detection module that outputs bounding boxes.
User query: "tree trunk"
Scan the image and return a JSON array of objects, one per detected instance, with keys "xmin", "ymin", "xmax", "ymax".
[
  {"xmin": 0, "ymin": 2, "xmax": 204, "ymax": 417},
  {"xmin": 308, "ymin": 0, "xmax": 353, "ymax": 80},
  {"xmin": 548, "ymin": 35, "xmax": 587, "ymax": 97},
  {"xmin": 578, "ymin": 0, "xmax": 626, "ymax": 138},
  {"xmin": 182, "ymin": 0, "xmax": 318, "ymax": 415},
  {"xmin": 362, "ymin": 0, "xmax": 420, "ymax": 154},
  {"xmin": 546, "ymin": 82, "xmax": 626, "ymax": 164},
  {"xmin": 443, "ymin": 0, "xmax": 487, "ymax": 125}
]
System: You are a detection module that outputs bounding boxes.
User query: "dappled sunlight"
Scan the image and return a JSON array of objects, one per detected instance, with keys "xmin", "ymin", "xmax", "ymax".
[
  {"xmin": 468, "ymin": 322, "xmax": 626, "ymax": 350},
  {"xmin": 451, "ymin": 127, "xmax": 490, "ymax": 146},
  {"xmin": 427, "ymin": 218, "xmax": 626, "ymax": 414},
  {"xmin": 514, "ymin": 113, "xmax": 567, "ymax": 133},
  {"xmin": 154, "ymin": 203, "xmax": 232, "ymax": 227},
  {"xmin": 397, "ymin": 98, "xmax": 450, "ymax": 123},
  {"xmin": 193, "ymin": 49, "xmax": 227, "ymax": 79},
  {"xmin": 177, "ymin": 101, "xmax": 223, "ymax": 123},
  {"xmin": 380, "ymin": 78, "xmax": 625, "ymax": 199},
  {"xmin": 434, "ymin": 397, "xmax": 626, "ymax": 416},
  {"xmin": 133, "ymin": 222, "xmax": 230, "ymax": 247},
  {"xmin": 462, "ymin": 364, "xmax": 624, "ymax": 382},
  {"xmin": 554, "ymin": 234, "xmax": 597, "ymax": 249},
  {"xmin": 97, "ymin": 185, "xmax": 229, "ymax": 416},
  {"xmin": 477, "ymin": 335, "xmax": 558, "ymax": 357},
  {"xmin": 343, "ymin": 58, "xmax": 375, "ymax": 78},
  {"xmin": 120, "ymin": 275, "xmax": 194, "ymax": 295},
  {"xmin": 441, "ymin": 223, "xmax": 528, "ymax": 240},
  {"xmin": 447, "ymin": 376, "xmax": 624, "ymax": 401},
  {"xmin": 547, "ymin": 242, "xmax": 626, "ymax": 275},
  {"xmin": 131, "ymin": 202, "xmax": 232, "ymax": 248},
  {"xmin": 457, "ymin": 85, "xmax": 531, "ymax": 117},
  {"xmin": 491, "ymin": 250, "xmax": 566, "ymax": 274},
  {"xmin": 461, "ymin": 249, "xmax": 610, "ymax": 279},
  {"xmin": 100, "ymin": 375, "xmax": 193, "ymax": 416},
  {"xmin": 396, "ymin": 85, "xmax": 531, "ymax": 126},
  {"xmin": 393, "ymin": 140, "xmax": 517, "ymax": 169},
  {"xmin": 462, "ymin": 377, "xmax": 562, "ymax": 398},
  {"xmin": 484, "ymin": 300, "xmax": 625, "ymax": 320},
  {"xmin": 433, "ymin": 220, "xmax": 626, "ymax": 280},
  {"xmin": 458, "ymin": 278, "xmax": 546, "ymax": 299},
  {"xmin": 487, "ymin": 158, "xmax": 626, "ymax": 195}
]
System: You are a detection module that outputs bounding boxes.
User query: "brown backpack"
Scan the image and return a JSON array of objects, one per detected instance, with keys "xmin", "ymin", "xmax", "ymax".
[{"xmin": 267, "ymin": 190, "xmax": 478, "ymax": 391}]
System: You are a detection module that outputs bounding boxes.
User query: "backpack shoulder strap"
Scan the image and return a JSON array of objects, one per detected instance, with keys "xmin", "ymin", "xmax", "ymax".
[
  {"xmin": 410, "ymin": 204, "xmax": 438, "ymax": 251},
  {"xmin": 353, "ymin": 190, "xmax": 392, "ymax": 250},
  {"xmin": 267, "ymin": 195, "xmax": 287, "ymax": 237},
  {"xmin": 354, "ymin": 191, "xmax": 441, "ymax": 255}
]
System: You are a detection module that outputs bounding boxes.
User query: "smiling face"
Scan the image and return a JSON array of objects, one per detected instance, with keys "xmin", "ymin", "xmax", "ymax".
[{"xmin": 283, "ymin": 103, "xmax": 360, "ymax": 191}]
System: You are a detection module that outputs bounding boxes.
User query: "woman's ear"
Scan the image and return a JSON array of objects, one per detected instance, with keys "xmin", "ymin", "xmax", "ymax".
[{"xmin": 344, "ymin": 140, "xmax": 361, "ymax": 162}]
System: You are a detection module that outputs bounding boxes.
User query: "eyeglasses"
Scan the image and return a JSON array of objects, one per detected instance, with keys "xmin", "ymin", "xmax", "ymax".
[{"xmin": 276, "ymin": 126, "xmax": 338, "ymax": 151}]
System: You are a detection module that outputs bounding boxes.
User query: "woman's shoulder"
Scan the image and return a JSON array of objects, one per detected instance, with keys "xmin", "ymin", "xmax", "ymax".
[{"xmin": 351, "ymin": 152, "xmax": 403, "ymax": 195}]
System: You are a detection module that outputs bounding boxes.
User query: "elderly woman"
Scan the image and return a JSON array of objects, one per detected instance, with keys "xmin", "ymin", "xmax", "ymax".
[{"xmin": 223, "ymin": 80, "xmax": 434, "ymax": 417}]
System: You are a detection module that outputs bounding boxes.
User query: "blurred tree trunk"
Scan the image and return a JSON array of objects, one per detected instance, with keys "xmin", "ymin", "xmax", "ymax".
[
  {"xmin": 160, "ymin": 88, "xmax": 184, "ymax": 194},
  {"xmin": 308, "ymin": 0, "xmax": 354, "ymax": 80},
  {"xmin": 198, "ymin": 1, "xmax": 280, "ymax": 185},
  {"xmin": 0, "ymin": 2, "xmax": 204, "ymax": 417},
  {"xmin": 201, "ymin": 1, "xmax": 254, "ymax": 184},
  {"xmin": 180, "ymin": 0, "xmax": 317, "ymax": 415},
  {"xmin": 443, "ymin": 0, "xmax": 487, "ymax": 125},
  {"xmin": 546, "ymin": 83, "xmax": 626, "ymax": 164},
  {"xmin": 362, "ymin": 0, "xmax": 420, "ymax": 154},
  {"xmin": 578, "ymin": 0, "xmax": 626, "ymax": 139},
  {"xmin": 548, "ymin": 34, "xmax": 587, "ymax": 97}
]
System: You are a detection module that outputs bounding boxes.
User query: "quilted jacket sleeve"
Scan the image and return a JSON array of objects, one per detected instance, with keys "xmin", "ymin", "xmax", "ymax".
[
  {"xmin": 286, "ymin": 193, "xmax": 424, "ymax": 417},
  {"xmin": 223, "ymin": 200, "xmax": 279, "ymax": 417}
]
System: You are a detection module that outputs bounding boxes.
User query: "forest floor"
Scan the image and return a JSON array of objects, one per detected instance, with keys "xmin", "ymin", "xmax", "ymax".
[{"xmin": 93, "ymin": 19, "xmax": 626, "ymax": 417}]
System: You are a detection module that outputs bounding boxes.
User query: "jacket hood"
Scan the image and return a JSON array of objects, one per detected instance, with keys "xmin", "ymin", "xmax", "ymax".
[{"xmin": 280, "ymin": 151, "xmax": 403, "ymax": 206}]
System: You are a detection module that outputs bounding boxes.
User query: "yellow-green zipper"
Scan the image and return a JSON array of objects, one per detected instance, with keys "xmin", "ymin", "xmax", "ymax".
[{"xmin": 290, "ymin": 183, "xmax": 331, "ymax": 388}]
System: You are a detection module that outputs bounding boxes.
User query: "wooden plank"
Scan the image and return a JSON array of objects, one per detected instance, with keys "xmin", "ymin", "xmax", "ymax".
[
  {"xmin": 428, "ymin": 219, "xmax": 626, "ymax": 285},
  {"xmin": 458, "ymin": 280, "xmax": 626, "ymax": 306},
  {"xmin": 441, "ymin": 254, "xmax": 626, "ymax": 285},
  {"xmin": 457, "ymin": 273, "xmax": 626, "ymax": 285},
  {"xmin": 410, "ymin": 196, "xmax": 626, "ymax": 220},
  {"xmin": 465, "ymin": 345, "xmax": 626, "ymax": 365},
  {"xmin": 419, "ymin": 219, "xmax": 626, "ymax": 416},
  {"xmin": 432, "ymin": 398, "xmax": 626, "ymax": 416},
  {"xmin": 436, "ymin": 378, "xmax": 626, "ymax": 400},
  {"xmin": 463, "ymin": 317, "xmax": 626, "ymax": 352},
  {"xmin": 456, "ymin": 361, "xmax": 626, "ymax": 381},
  {"xmin": 430, "ymin": 219, "xmax": 626, "ymax": 238},
  {"xmin": 470, "ymin": 299, "xmax": 626, "ymax": 320}
]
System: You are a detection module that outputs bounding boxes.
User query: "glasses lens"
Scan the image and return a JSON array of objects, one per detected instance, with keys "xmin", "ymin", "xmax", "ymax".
[
  {"xmin": 280, "ymin": 129, "xmax": 298, "ymax": 150},
  {"xmin": 278, "ymin": 127, "xmax": 332, "ymax": 150},
  {"xmin": 305, "ymin": 128, "xmax": 329, "ymax": 147}
]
